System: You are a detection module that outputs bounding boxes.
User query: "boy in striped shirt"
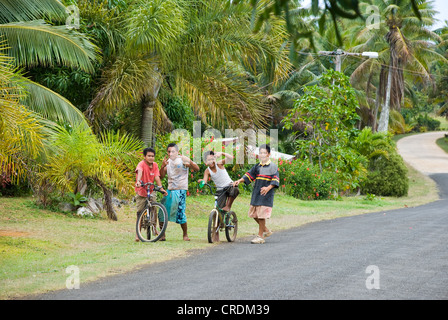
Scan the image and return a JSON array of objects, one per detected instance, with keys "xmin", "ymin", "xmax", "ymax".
[{"xmin": 234, "ymin": 144, "xmax": 279, "ymax": 244}]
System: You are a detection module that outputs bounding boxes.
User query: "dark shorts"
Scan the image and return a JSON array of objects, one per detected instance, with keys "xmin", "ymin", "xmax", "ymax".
[{"xmin": 216, "ymin": 185, "xmax": 239, "ymax": 209}]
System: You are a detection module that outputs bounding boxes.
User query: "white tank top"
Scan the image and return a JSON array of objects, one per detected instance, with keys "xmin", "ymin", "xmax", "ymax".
[{"xmin": 208, "ymin": 162, "xmax": 233, "ymax": 189}]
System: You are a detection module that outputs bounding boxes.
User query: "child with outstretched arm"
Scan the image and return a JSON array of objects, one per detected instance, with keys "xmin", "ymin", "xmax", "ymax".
[
  {"xmin": 233, "ymin": 144, "xmax": 279, "ymax": 244},
  {"xmin": 160, "ymin": 143, "xmax": 199, "ymax": 241}
]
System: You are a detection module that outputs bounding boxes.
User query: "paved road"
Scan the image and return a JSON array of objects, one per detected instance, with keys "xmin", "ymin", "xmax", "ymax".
[
  {"xmin": 33, "ymin": 132, "xmax": 448, "ymax": 300},
  {"xmin": 397, "ymin": 131, "xmax": 448, "ymax": 175}
]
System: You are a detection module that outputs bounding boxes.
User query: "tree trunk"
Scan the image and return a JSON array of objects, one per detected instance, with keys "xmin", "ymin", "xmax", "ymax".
[
  {"xmin": 372, "ymin": 65, "xmax": 385, "ymax": 132},
  {"xmin": 140, "ymin": 76, "xmax": 162, "ymax": 147},
  {"xmin": 141, "ymin": 98, "xmax": 155, "ymax": 148},
  {"xmin": 94, "ymin": 178, "xmax": 117, "ymax": 221},
  {"xmin": 373, "ymin": 77, "xmax": 382, "ymax": 132},
  {"xmin": 378, "ymin": 63, "xmax": 393, "ymax": 133}
]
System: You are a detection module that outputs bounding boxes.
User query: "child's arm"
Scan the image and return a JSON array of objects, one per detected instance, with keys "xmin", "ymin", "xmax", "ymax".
[
  {"xmin": 135, "ymin": 167, "xmax": 143, "ymax": 187},
  {"xmin": 260, "ymin": 166, "xmax": 279, "ymax": 196},
  {"xmin": 215, "ymin": 152, "xmax": 234, "ymax": 166},
  {"xmin": 181, "ymin": 155, "xmax": 200, "ymax": 172},
  {"xmin": 198, "ymin": 168, "xmax": 210, "ymax": 184},
  {"xmin": 159, "ymin": 156, "xmax": 168, "ymax": 179},
  {"xmin": 233, "ymin": 164, "xmax": 257, "ymax": 186},
  {"xmin": 155, "ymin": 176, "xmax": 168, "ymax": 196},
  {"xmin": 260, "ymin": 185, "xmax": 274, "ymax": 195}
]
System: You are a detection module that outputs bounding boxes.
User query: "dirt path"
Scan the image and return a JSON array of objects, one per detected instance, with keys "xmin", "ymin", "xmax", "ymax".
[{"xmin": 397, "ymin": 131, "xmax": 448, "ymax": 175}]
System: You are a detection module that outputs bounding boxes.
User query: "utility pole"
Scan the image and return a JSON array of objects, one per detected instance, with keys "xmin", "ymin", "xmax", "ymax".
[{"xmin": 318, "ymin": 49, "xmax": 378, "ymax": 72}]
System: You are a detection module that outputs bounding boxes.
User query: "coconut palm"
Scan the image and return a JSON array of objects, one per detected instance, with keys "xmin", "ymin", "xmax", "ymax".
[
  {"xmin": 0, "ymin": 0, "xmax": 99, "ymax": 126},
  {"xmin": 0, "ymin": 40, "xmax": 47, "ymax": 185},
  {"xmin": 347, "ymin": 0, "xmax": 445, "ymax": 132},
  {"xmin": 86, "ymin": 0, "xmax": 292, "ymax": 146}
]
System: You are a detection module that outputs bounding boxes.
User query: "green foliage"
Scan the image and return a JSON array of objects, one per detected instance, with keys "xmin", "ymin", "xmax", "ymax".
[
  {"xmin": 413, "ymin": 114, "xmax": 441, "ymax": 132},
  {"xmin": 28, "ymin": 66, "xmax": 96, "ymax": 111},
  {"xmin": 351, "ymin": 127, "xmax": 392, "ymax": 164},
  {"xmin": 159, "ymin": 92, "xmax": 195, "ymax": 131},
  {"xmin": 282, "ymin": 69, "xmax": 366, "ymax": 191},
  {"xmin": 351, "ymin": 127, "xmax": 408, "ymax": 197},
  {"xmin": 67, "ymin": 192, "xmax": 87, "ymax": 207},
  {"xmin": 39, "ymin": 125, "xmax": 143, "ymax": 197},
  {"xmin": 278, "ymin": 159, "xmax": 338, "ymax": 200},
  {"xmin": 361, "ymin": 152, "xmax": 409, "ymax": 197}
]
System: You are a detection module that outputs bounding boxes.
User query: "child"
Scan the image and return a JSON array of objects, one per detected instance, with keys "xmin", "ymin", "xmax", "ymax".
[
  {"xmin": 135, "ymin": 147, "xmax": 167, "ymax": 241},
  {"xmin": 233, "ymin": 144, "xmax": 279, "ymax": 244},
  {"xmin": 198, "ymin": 151, "xmax": 239, "ymax": 212},
  {"xmin": 160, "ymin": 143, "xmax": 199, "ymax": 241}
]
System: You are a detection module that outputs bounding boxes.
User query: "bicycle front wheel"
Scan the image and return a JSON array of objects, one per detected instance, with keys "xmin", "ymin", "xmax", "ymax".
[
  {"xmin": 207, "ymin": 209, "xmax": 220, "ymax": 243},
  {"xmin": 136, "ymin": 202, "xmax": 168, "ymax": 242},
  {"xmin": 225, "ymin": 211, "xmax": 238, "ymax": 242}
]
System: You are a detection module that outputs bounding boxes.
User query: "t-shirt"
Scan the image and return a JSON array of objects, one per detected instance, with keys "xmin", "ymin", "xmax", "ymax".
[
  {"xmin": 207, "ymin": 161, "xmax": 233, "ymax": 189},
  {"xmin": 167, "ymin": 156, "xmax": 189, "ymax": 190},
  {"xmin": 242, "ymin": 160, "xmax": 279, "ymax": 207},
  {"xmin": 135, "ymin": 161, "xmax": 160, "ymax": 197}
]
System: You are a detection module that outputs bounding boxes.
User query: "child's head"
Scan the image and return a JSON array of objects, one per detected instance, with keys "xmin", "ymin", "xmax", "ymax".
[
  {"xmin": 143, "ymin": 147, "xmax": 155, "ymax": 164},
  {"xmin": 259, "ymin": 144, "xmax": 271, "ymax": 162},
  {"xmin": 167, "ymin": 143, "xmax": 179, "ymax": 160},
  {"xmin": 204, "ymin": 151, "xmax": 215, "ymax": 168}
]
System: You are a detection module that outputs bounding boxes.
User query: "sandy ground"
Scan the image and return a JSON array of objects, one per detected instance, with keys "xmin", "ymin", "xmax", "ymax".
[{"xmin": 397, "ymin": 131, "xmax": 448, "ymax": 175}]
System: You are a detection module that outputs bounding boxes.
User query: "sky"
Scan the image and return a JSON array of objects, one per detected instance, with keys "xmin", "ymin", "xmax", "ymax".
[
  {"xmin": 301, "ymin": 0, "xmax": 448, "ymax": 30},
  {"xmin": 432, "ymin": 0, "xmax": 448, "ymax": 30}
]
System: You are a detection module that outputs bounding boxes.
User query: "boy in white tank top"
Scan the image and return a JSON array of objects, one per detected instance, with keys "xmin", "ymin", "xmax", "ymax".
[{"xmin": 198, "ymin": 151, "xmax": 239, "ymax": 212}]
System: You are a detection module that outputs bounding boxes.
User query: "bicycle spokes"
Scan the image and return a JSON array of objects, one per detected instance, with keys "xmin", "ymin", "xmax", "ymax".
[{"xmin": 136, "ymin": 202, "xmax": 168, "ymax": 242}]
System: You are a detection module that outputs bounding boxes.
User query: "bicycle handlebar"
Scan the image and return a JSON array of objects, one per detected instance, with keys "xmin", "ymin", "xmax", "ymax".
[
  {"xmin": 139, "ymin": 181, "xmax": 165, "ymax": 194},
  {"xmin": 199, "ymin": 181, "xmax": 233, "ymax": 194},
  {"xmin": 200, "ymin": 182, "xmax": 214, "ymax": 194}
]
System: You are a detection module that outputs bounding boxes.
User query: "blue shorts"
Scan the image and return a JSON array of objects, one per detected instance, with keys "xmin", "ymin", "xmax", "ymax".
[{"xmin": 162, "ymin": 190, "xmax": 187, "ymax": 224}]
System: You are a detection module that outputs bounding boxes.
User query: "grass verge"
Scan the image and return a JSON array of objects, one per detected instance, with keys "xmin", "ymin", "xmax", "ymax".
[
  {"xmin": 0, "ymin": 162, "xmax": 438, "ymax": 299},
  {"xmin": 436, "ymin": 137, "xmax": 448, "ymax": 154}
]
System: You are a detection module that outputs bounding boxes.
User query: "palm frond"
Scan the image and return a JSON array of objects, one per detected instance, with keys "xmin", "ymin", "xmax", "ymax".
[
  {"xmin": 175, "ymin": 67, "xmax": 269, "ymax": 130},
  {"xmin": 0, "ymin": 0, "xmax": 66, "ymax": 24},
  {"xmin": 0, "ymin": 20, "xmax": 99, "ymax": 72},
  {"xmin": 87, "ymin": 54, "xmax": 161, "ymax": 119},
  {"xmin": 17, "ymin": 75, "xmax": 89, "ymax": 127}
]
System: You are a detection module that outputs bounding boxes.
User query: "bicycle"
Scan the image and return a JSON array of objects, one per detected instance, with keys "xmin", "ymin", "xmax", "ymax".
[
  {"xmin": 199, "ymin": 181, "xmax": 238, "ymax": 243},
  {"xmin": 135, "ymin": 181, "xmax": 168, "ymax": 242}
]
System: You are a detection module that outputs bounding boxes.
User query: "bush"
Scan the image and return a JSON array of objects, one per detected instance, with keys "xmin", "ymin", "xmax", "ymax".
[
  {"xmin": 361, "ymin": 152, "xmax": 408, "ymax": 197},
  {"xmin": 413, "ymin": 114, "xmax": 440, "ymax": 132},
  {"xmin": 279, "ymin": 160, "xmax": 338, "ymax": 200}
]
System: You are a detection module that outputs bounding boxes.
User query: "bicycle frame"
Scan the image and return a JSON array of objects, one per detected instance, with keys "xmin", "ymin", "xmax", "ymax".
[
  {"xmin": 136, "ymin": 181, "xmax": 168, "ymax": 242},
  {"xmin": 205, "ymin": 183, "xmax": 235, "ymax": 228}
]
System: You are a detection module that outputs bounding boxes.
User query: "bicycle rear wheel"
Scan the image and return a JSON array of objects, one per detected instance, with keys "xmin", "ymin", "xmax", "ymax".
[
  {"xmin": 136, "ymin": 202, "xmax": 168, "ymax": 242},
  {"xmin": 225, "ymin": 211, "xmax": 238, "ymax": 242},
  {"xmin": 207, "ymin": 209, "xmax": 220, "ymax": 243}
]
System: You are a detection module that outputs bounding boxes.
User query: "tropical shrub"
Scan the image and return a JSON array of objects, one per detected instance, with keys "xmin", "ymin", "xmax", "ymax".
[
  {"xmin": 278, "ymin": 159, "xmax": 338, "ymax": 200},
  {"xmin": 361, "ymin": 151, "xmax": 409, "ymax": 197},
  {"xmin": 282, "ymin": 70, "xmax": 367, "ymax": 192},
  {"xmin": 413, "ymin": 114, "xmax": 440, "ymax": 132}
]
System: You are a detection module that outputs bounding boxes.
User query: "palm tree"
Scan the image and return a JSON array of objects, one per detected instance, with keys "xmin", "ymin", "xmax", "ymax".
[
  {"xmin": 39, "ymin": 124, "xmax": 143, "ymax": 220},
  {"xmin": 86, "ymin": 0, "xmax": 291, "ymax": 146},
  {"xmin": 0, "ymin": 40, "xmax": 47, "ymax": 185},
  {"xmin": 0, "ymin": 0, "xmax": 99, "ymax": 126},
  {"xmin": 347, "ymin": 0, "xmax": 445, "ymax": 132}
]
